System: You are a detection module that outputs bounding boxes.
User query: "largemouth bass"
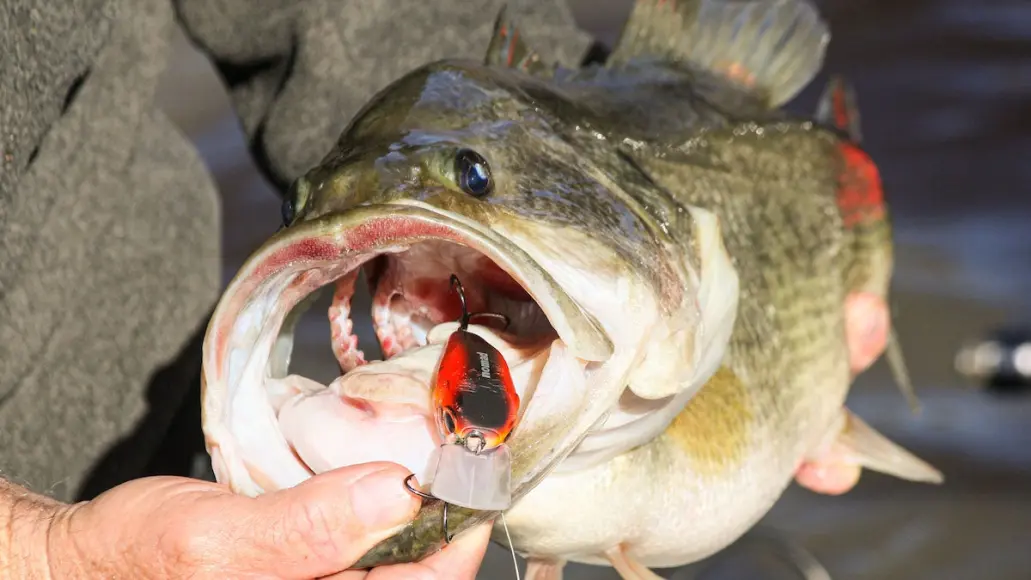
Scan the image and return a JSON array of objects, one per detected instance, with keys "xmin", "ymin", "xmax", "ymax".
[{"xmin": 199, "ymin": 0, "xmax": 943, "ymax": 577}]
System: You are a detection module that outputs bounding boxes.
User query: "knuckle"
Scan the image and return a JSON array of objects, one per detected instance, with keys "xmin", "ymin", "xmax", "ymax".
[
  {"xmin": 160, "ymin": 519, "xmax": 216, "ymax": 569},
  {"xmin": 285, "ymin": 499, "xmax": 346, "ymax": 561}
]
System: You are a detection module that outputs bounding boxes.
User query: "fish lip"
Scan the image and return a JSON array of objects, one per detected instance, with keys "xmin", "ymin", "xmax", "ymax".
[{"xmin": 200, "ymin": 202, "xmax": 614, "ymax": 479}]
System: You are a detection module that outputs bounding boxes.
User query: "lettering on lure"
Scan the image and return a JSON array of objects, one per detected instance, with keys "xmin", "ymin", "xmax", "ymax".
[
  {"xmin": 432, "ymin": 275, "xmax": 520, "ymax": 451},
  {"xmin": 478, "ymin": 351, "xmax": 491, "ymax": 379}
]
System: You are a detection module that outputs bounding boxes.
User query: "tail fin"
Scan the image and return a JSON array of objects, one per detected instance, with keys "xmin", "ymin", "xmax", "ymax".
[{"xmin": 608, "ymin": 0, "xmax": 829, "ymax": 107}]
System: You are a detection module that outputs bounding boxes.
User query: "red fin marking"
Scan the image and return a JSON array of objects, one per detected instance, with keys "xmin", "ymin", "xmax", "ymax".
[
  {"xmin": 508, "ymin": 28, "xmax": 518, "ymax": 67},
  {"xmin": 715, "ymin": 61, "xmax": 758, "ymax": 87},
  {"xmin": 832, "ymin": 83, "xmax": 850, "ymax": 130},
  {"xmin": 837, "ymin": 143, "xmax": 885, "ymax": 228}
]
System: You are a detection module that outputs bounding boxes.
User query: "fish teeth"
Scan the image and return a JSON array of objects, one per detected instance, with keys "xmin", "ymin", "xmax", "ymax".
[{"xmin": 329, "ymin": 270, "xmax": 367, "ymax": 371}]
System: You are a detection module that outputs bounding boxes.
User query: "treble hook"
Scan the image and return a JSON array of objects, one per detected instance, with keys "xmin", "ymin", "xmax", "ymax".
[
  {"xmin": 403, "ymin": 474, "xmax": 454, "ymax": 544},
  {"xmin": 449, "ymin": 274, "xmax": 511, "ymax": 332},
  {"xmin": 450, "ymin": 274, "xmax": 471, "ymax": 330}
]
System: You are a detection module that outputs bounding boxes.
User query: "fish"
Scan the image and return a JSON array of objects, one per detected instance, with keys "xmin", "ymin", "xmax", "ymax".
[{"xmin": 198, "ymin": 0, "xmax": 944, "ymax": 578}]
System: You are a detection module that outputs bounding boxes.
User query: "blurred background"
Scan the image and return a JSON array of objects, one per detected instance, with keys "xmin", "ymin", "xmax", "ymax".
[{"xmin": 156, "ymin": 1, "xmax": 1031, "ymax": 578}]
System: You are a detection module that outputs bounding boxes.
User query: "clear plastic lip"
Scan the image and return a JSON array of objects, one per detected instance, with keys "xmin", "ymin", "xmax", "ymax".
[{"xmin": 428, "ymin": 443, "xmax": 514, "ymax": 511}]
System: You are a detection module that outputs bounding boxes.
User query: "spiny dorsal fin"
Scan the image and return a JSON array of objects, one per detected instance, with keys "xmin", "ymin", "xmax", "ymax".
[
  {"xmin": 816, "ymin": 75, "xmax": 863, "ymax": 142},
  {"xmin": 484, "ymin": 5, "xmax": 555, "ymax": 77},
  {"xmin": 608, "ymin": 0, "xmax": 829, "ymax": 108}
]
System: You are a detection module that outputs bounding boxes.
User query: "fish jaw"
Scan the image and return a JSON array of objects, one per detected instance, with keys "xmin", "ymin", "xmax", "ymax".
[
  {"xmin": 200, "ymin": 202, "xmax": 667, "ymax": 565},
  {"xmin": 499, "ymin": 204, "xmax": 741, "ymax": 473}
]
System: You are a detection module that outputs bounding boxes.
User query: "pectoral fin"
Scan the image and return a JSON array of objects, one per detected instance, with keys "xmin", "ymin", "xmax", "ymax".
[
  {"xmin": 604, "ymin": 545, "xmax": 665, "ymax": 580},
  {"xmin": 796, "ymin": 408, "xmax": 943, "ymax": 495},
  {"xmin": 836, "ymin": 409, "xmax": 943, "ymax": 483},
  {"xmin": 525, "ymin": 558, "xmax": 566, "ymax": 580},
  {"xmin": 885, "ymin": 327, "xmax": 923, "ymax": 415}
]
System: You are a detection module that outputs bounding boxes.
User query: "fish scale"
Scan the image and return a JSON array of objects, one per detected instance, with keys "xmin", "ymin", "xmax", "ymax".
[{"xmin": 649, "ymin": 126, "xmax": 853, "ymax": 451}]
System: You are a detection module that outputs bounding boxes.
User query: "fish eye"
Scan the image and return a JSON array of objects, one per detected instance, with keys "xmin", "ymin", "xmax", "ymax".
[
  {"xmin": 281, "ymin": 177, "xmax": 310, "ymax": 228},
  {"xmin": 454, "ymin": 149, "xmax": 493, "ymax": 198},
  {"xmin": 280, "ymin": 198, "xmax": 295, "ymax": 228},
  {"xmin": 442, "ymin": 407, "xmax": 457, "ymax": 434}
]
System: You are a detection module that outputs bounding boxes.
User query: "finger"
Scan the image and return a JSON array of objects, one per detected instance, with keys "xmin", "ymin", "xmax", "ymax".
[
  {"xmin": 230, "ymin": 462, "xmax": 420, "ymax": 579},
  {"xmin": 794, "ymin": 459, "xmax": 862, "ymax": 495},
  {"xmin": 415, "ymin": 522, "xmax": 493, "ymax": 579},
  {"xmin": 844, "ymin": 292, "xmax": 888, "ymax": 375},
  {"xmin": 363, "ymin": 522, "xmax": 493, "ymax": 580}
]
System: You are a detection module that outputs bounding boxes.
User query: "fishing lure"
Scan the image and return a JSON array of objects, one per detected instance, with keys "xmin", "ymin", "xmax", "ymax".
[
  {"xmin": 433, "ymin": 274, "xmax": 520, "ymax": 452},
  {"xmin": 408, "ymin": 274, "xmax": 521, "ymax": 513}
]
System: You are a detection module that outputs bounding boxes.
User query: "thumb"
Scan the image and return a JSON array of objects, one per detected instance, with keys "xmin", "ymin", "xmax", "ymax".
[{"xmin": 236, "ymin": 462, "xmax": 420, "ymax": 579}]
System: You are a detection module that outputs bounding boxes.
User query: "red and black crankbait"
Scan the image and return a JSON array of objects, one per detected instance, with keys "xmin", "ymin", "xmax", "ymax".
[{"xmin": 432, "ymin": 274, "xmax": 520, "ymax": 453}]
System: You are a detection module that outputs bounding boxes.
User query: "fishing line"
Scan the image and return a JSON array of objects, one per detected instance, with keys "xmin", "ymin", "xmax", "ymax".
[{"xmin": 501, "ymin": 511, "xmax": 521, "ymax": 580}]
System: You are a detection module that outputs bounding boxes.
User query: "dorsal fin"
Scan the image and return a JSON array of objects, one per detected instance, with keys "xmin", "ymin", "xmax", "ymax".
[
  {"xmin": 484, "ymin": 5, "xmax": 555, "ymax": 77},
  {"xmin": 816, "ymin": 75, "xmax": 863, "ymax": 142},
  {"xmin": 608, "ymin": 0, "xmax": 829, "ymax": 108}
]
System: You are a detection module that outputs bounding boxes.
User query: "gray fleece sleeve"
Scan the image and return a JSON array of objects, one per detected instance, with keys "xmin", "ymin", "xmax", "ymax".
[
  {"xmin": 173, "ymin": 0, "xmax": 593, "ymax": 191},
  {"xmin": 0, "ymin": 0, "xmax": 220, "ymax": 501}
]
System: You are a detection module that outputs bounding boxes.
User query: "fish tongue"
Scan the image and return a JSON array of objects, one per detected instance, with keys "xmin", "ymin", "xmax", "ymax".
[
  {"xmin": 276, "ymin": 345, "xmax": 443, "ymax": 481},
  {"xmin": 330, "ymin": 343, "xmax": 443, "ymax": 407}
]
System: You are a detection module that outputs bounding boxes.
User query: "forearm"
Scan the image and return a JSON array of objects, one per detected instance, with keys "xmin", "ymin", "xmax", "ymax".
[{"xmin": 0, "ymin": 479, "xmax": 72, "ymax": 579}]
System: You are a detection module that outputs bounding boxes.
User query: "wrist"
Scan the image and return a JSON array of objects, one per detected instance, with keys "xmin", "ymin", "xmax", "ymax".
[
  {"xmin": 1, "ymin": 481, "xmax": 83, "ymax": 579},
  {"xmin": 1, "ymin": 481, "xmax": 56, "ymax": 578},
  {"xmin": 40, "ymin": 503, "xmax": 92, "ymax": 579}
]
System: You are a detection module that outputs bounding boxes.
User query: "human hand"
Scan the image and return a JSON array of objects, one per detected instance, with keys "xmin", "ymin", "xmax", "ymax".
[{"xmin": 39, "ymin": 462, "xmax": 489, "ymax": 579}]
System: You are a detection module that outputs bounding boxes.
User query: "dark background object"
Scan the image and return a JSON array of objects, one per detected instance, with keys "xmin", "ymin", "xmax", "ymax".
[{"xmin": 955, "ymin": 328, "xmax": 1031, "ymax": 394}]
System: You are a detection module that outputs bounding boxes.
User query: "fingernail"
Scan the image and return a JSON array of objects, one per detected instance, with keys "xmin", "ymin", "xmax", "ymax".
[{"xmin": 351, "ymin": 468, "xmax": 419, "ymax": 530}]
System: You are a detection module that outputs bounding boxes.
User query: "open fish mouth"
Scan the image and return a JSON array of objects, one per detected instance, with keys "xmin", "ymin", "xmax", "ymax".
[{"xmin": 200, "ymin": 202, "xmax": 615, "ymax": 500}]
